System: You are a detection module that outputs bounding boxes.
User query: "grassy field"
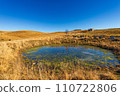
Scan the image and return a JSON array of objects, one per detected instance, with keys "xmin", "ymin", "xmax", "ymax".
[
  {"xmin": 0, "ymin": 28, "xmax": 120, "ymax": 80},
  {"xmin": 0, "ymin": 30, "xmax": 66, "ymax": 41}
]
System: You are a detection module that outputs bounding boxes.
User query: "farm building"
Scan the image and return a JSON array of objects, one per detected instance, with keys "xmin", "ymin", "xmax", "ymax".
[{"xmin": 88, "ymin": 28, "xmax": 94, "ymax": 31}]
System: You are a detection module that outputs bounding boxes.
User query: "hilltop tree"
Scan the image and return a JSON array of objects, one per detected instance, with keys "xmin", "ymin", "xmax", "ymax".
[{"xmin": 65, "ymin": 30, "xmax": 68, "ymax": 34}]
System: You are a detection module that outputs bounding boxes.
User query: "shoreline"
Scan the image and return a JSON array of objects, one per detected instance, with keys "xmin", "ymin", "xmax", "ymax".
[{"xmin": 0, "ymin": 36, "xmax": 120, "ymax": 80}]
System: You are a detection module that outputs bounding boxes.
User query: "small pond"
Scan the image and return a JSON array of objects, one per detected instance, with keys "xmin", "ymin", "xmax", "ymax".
[{"xmin": 22, "ymin": 44, "xmax": 120, "ymax": 67}]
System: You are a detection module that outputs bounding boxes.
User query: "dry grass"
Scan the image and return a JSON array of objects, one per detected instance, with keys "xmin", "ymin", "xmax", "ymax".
[
  {"xmin": 0, "ymin": 30, "xmax": 66, "ymax": 41},
  {"xmin": 69, "ymin": 28, "xmax": 120, "ymax": 36},
  {"xmin": 0, "ymin": 28, "xmax": 120, "ymax": 80}
]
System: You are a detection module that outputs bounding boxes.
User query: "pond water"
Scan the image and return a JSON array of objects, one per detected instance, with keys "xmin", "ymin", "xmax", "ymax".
[{"xmin": 22, "ymin": 44, "xmax": 120, "ymax": 67}]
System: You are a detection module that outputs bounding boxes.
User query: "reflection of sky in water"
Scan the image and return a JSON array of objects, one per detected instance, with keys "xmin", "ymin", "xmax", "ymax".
[{"xmin": 22, "ymin": 45, "xmax": 120, "ymax": 67}]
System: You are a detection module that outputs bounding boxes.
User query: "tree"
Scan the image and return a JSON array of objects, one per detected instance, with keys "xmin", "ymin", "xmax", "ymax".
[{"xmin": 65, "ymin": 30, "xmax": 68, "ymax": 34}]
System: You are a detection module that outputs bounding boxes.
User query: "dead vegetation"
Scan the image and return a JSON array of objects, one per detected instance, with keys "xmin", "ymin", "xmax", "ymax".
[{"xmin": 0, "ymin": 28, "xmax": 120, "ymax": 80}]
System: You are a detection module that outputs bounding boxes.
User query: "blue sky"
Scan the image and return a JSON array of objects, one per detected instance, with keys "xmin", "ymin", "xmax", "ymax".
[{"xmin": 0, "ymin": 0, "xmax": 120, "ymax": 32}]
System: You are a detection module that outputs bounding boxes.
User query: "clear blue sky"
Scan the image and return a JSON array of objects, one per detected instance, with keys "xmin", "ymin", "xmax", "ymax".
[{"xmin": 0, "ymin": 0, "xmax": 120, "ymax": 32}]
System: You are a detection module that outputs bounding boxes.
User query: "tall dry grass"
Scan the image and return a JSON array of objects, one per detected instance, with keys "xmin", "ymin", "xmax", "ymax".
[
  {"xmin": 0, "ymin": 29, "xmax": 120, "ymax": 80},
  {"xmin": 0, "ymin": 36, "xmax": 65, "ymax": 79}
]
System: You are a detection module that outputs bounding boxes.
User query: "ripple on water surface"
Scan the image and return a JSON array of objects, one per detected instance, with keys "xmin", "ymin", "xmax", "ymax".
[{"xmin": 22, "ymin": 44, "xmax": 120, "ymax": 67}]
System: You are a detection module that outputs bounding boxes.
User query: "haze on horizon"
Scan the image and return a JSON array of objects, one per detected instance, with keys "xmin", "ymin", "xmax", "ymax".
[{"xmin": 0, "ymin": 0, "xmax": 120, "ymax": 32}]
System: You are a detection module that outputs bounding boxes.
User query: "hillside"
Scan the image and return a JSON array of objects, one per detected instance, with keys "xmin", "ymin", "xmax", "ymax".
[
  {"xmin": 0, "ymin": 28, "xmax": 120, "ymax": 80},
  {"xmin": 69, "ymin": 28, "xmax": 120, "ymax": 36},
  {"xmin": 0, "ymin": 30, "xmax": 47, "ymax": 41},
  {"xmin": 0, "ymin": 28, "xmax": 120, "ymax": 41}
]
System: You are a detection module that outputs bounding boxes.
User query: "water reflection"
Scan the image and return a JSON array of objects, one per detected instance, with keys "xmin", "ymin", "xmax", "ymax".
[{"xmin": 23, "ymin": 44, "xmax": 120, "ymax": 67}]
